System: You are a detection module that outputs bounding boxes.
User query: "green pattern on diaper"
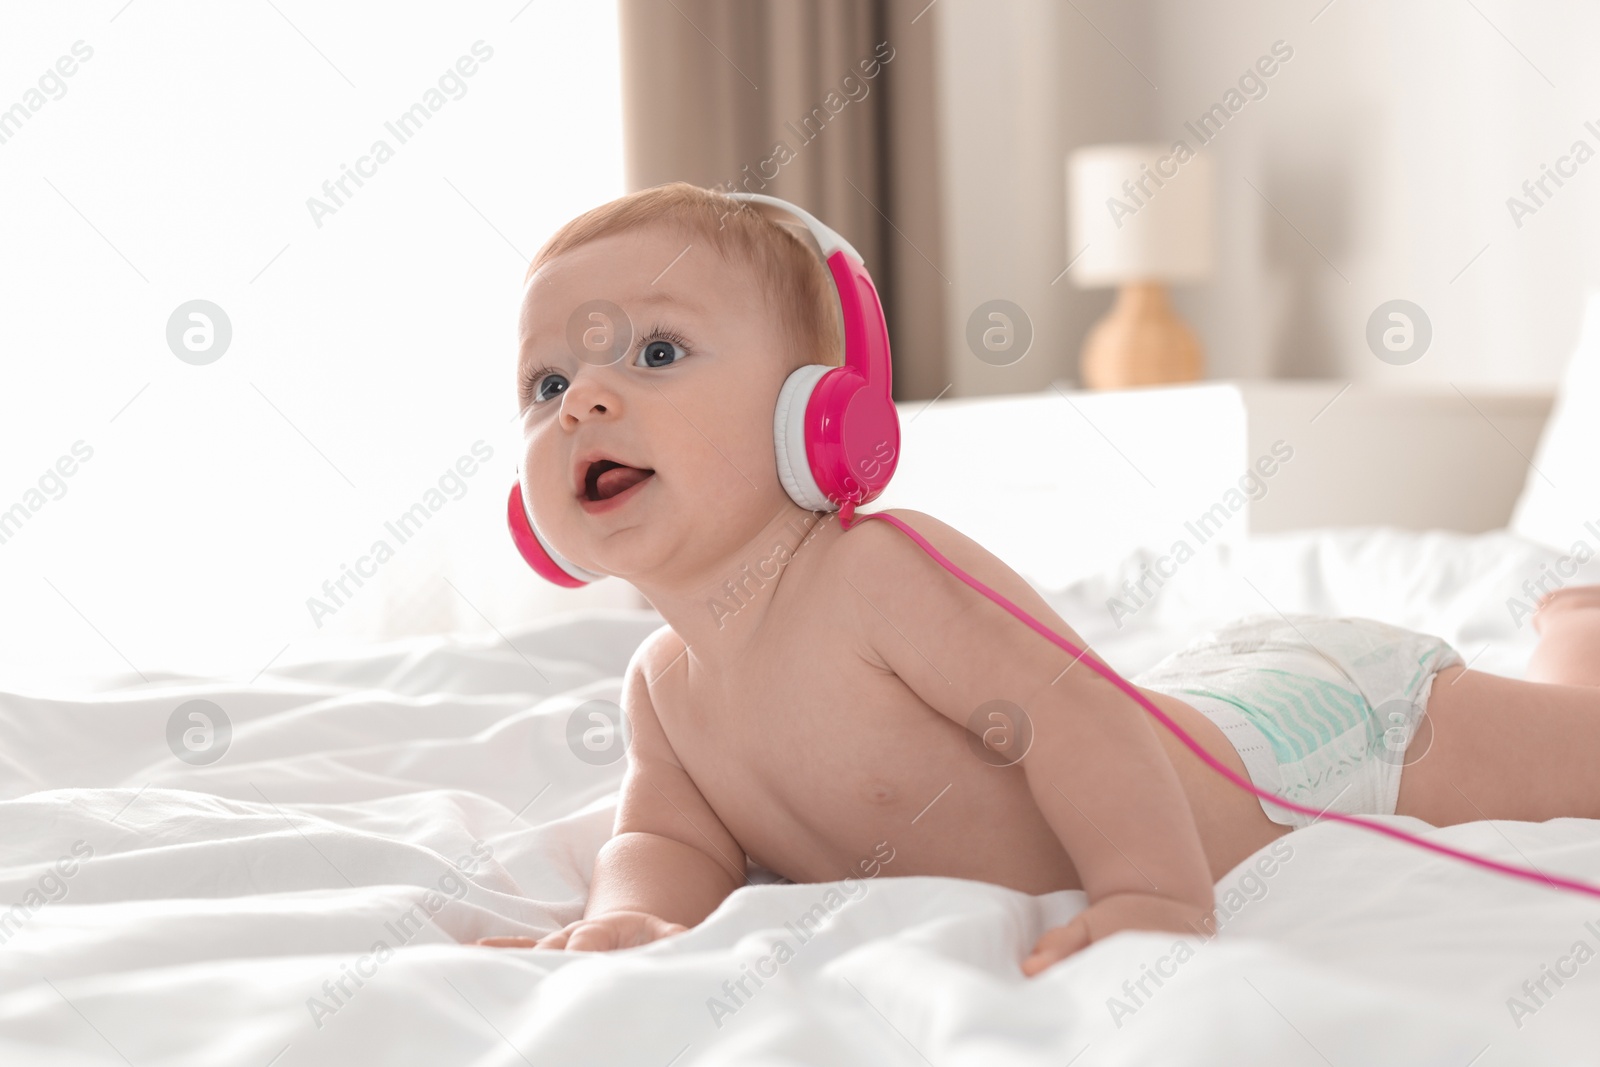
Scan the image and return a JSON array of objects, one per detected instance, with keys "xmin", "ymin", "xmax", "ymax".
[
  {"xmin": 1175, "ymin": 668, "xmax": 1370, "ymax": 765},
  {"xmin": 1400, "ymin": 644, "xmax": 1445, "ymax": 695}
]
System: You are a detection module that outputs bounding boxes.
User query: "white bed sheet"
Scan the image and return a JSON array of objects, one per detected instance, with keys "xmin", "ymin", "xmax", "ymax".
[{"xmin": 4, "ymin": 525, "xmax": 1600, "ymax": 1065}]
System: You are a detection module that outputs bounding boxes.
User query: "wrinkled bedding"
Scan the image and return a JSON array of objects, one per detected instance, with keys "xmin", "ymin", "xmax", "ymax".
[{"xmin": 4, "ymin": 526, "xmax": 1598, "ymax": 1065}]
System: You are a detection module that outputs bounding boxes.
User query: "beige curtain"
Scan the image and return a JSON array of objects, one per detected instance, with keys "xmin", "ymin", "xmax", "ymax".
[{"xmin": 617, "ymin": 0, "xmax": 945, "ymax": 402}]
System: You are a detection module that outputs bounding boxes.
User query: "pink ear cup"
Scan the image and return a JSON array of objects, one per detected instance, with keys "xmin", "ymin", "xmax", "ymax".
[
  {"xmin": 506, "ymin": 481, "xmax": 604, "ymax": 587},
  {"xmin": 808, "ymin": 250, "xmax": 899, "ymax": 507}
]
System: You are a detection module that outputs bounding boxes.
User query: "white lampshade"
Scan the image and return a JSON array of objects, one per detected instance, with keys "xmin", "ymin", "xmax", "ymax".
[{"xmin": 1068, "ymin": 142, "xmax": 1214, "ymax": 287}]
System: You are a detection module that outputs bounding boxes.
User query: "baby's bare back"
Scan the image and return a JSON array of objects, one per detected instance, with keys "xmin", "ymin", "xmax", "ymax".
[{"xmin": 645, "ymin": 514, "xmax": 1290, "ymax": 895}]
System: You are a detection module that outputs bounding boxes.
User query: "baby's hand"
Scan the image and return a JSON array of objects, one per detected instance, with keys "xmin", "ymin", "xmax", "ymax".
[
  {"xmin": 1021, "ymin": 892, "xmax": 1215, "ymax": 977},
  {"xmin": 475, "ymin": 909, "xmax": 687, "ymax": 952}
]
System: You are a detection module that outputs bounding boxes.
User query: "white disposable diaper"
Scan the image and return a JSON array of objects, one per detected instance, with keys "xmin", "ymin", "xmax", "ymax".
[{"xmin": 1132, "ymin": 613, "xmax": 1465, "ymax": 829}]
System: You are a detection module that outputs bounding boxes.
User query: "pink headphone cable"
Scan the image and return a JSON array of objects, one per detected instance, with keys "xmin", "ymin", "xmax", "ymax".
[{"xmin": 839, "ymin": 502, "xmax": 1600, "ymax": 903}]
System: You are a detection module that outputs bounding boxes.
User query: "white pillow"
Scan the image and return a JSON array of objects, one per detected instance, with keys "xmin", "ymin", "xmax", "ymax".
[
  {"xmin": 878, "ymin": 383, "xmax": 1250, "ymax": 591},
  {"xmin": 1510, "ymin": 292, "xmax": 1600, "ymax": 553}
]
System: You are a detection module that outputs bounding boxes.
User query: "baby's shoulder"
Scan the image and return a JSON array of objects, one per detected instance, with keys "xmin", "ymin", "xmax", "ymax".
[
  {"xmin": 831, "ymin": 507, "xmax": 965, "ymax": 578},
  {"xmin": 627, "ymin": 622, "xmax": 689, "ymax": 699}
]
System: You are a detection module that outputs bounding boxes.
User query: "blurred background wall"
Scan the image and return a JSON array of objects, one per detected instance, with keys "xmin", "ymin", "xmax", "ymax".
[
  {"xmin": 937, "ymin": 0, "xmax": 1600, "ymax": 395},
  {"xmin": 3, "ymin": 0, "xmax": 1595, "ymax": 690}
]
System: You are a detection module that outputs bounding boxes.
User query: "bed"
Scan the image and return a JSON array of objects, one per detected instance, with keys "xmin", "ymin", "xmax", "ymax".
[{"xmin": 7, "ymin": 300, "xmax": 1600, "ymax": 1064}]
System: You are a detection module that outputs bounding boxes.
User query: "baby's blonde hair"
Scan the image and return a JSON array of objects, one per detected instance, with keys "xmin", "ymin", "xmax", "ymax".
[{"xmin": 524, "ymin": 182, "xmax": 844, "ymax": 371}]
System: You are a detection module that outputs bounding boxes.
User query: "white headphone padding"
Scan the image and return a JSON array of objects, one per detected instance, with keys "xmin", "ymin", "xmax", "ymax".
[
  {"xmin": 772, "ymin": 363, "xmax": 835, "ymax": 512},
  {"xmin": 518, "ymin": 467, "xmax": 608, "ymax": 583},
  {"xmin": 535, "ymin": 521, "xmax": 607, "ymax": 583}
]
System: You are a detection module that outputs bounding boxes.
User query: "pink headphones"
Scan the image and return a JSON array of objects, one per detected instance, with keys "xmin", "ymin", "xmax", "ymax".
[{"xmin": 507, "ymin": 192, "xmax": 901, "ymax": 587}]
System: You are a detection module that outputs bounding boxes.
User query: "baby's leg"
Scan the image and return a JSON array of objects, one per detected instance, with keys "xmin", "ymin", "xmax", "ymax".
[
  {"xmin": 1525, "ymin": 584, "xmax": 1600, "ymax": 687},
  {"xmin": 1394, "ymin": 665, "xmax": 1600, "ymax": 824}
]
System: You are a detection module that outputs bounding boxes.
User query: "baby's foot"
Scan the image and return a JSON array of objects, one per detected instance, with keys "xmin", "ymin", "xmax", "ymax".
[
  {"xmin": 1527, "ymin": 584, "xmax": 1600, "ymax": 686},
  {"xmin": 1532, "ymin": 584, "xmax": 1600, "ymax": 636}
]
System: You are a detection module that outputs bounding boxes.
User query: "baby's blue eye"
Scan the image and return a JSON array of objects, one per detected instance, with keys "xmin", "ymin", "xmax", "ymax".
[
  {"xmin": 637, "ymin": 338, "xmax": 687, "ymax": 369},
  {"xmin": 535, "ymin": 372, "xmax": 567, "ymax": 403}
]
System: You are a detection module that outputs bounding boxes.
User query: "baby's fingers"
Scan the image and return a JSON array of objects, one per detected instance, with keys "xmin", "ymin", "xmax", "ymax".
[
  {"xmin": 475, "ymin": 936, "xmax": 539, "ymax": 949},
  {"xmin": 563, "ymin": 922, "xmax": 620, "ymax": 952},
  {"xmin": 472, "ymin": 930, "xmax": 585, "ymax": 950},
  {"xmin": 481, "ymin": 913, "xmax": 687, "ymax": 953},
  {"xmin": 1021, "ymin": 918, "xmax": 1090, "ymax": 977}
]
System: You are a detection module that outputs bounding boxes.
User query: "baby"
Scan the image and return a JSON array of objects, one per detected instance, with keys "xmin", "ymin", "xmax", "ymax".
[{"xmin": 479, "ymin": 182, "xmax": 1600, "ymax": 976}]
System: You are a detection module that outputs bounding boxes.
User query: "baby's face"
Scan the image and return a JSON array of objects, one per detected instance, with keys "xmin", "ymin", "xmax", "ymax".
[{"xmin": 516, "ymin": 222, "xmax": 800, "ymax": 585}]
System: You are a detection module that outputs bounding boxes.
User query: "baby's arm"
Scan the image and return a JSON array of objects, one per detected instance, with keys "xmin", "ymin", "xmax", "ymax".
[
  {"xmin": 479, "ymin": 628, "xmax": 745, "ymax": 951},
  {"xmin": 840, "ymin": 511, "xmax": 1216, "ymax": 973}
]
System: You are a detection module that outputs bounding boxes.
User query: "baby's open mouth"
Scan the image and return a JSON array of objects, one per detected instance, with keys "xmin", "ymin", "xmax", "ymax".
[{"xmin": 585, "ymin": 459, "xmax": 655, "ymax": 502}]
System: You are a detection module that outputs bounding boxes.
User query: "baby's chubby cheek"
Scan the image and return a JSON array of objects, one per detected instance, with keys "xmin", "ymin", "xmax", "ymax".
[
  {"xmin": 659, "ymin": 444, "xmax": 745, "ymax": 516},
  {"xmin": 661, "ymin": 383, "xmax": 776, "ymax": 496},
  {"xmin": 519, "ymin": 442, "xmax": 570, "ymax": 529}
]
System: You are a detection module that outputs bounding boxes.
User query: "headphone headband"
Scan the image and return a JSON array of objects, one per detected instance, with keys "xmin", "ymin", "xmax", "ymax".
[{"xmin": 724, "ymin": 192, "xmax": 864, "ymax": 263}]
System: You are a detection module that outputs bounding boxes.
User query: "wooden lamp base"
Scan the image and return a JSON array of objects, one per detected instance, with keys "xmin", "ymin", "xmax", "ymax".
[{"xmin": 1079, "ymin": 281, "xmax": 1204, "ymax": 390}]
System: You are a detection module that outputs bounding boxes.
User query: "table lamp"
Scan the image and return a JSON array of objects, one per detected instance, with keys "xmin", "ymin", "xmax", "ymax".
[{"xmin": 1067, "ymin": 142, "xmax": 1215, "ymax": 389}]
